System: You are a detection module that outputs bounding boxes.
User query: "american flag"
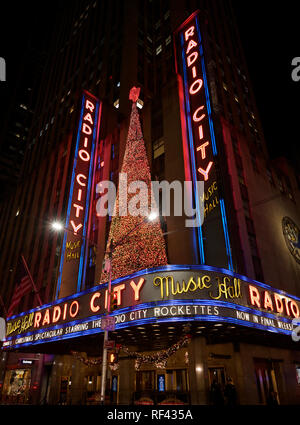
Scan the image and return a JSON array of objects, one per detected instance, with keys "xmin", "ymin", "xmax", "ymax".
[
  {"xmin": 7, "ymin": 274, "xmax": 33, "ymax": 318},
  {"xmin": 6, "ymin": 255, "xmax": 42, "ymax": 318}
]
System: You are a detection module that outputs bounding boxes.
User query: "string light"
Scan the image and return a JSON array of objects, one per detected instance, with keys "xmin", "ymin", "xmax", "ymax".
[
  {"xmin": 101, "ymin": 93, "xmax": 168, "ymax": 283},
  {"xmin": 121, "ymin": 334, "xmax": 192, "ymax": 370}
]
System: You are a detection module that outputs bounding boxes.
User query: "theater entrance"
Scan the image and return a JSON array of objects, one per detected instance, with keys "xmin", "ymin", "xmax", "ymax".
[
  {"xmin": 133, "ymin": 368, "xmax": 190, "ymax": 405},
  {"xmin": 254, "ymin": 358, "xmax": 282, "ymax": 405}
]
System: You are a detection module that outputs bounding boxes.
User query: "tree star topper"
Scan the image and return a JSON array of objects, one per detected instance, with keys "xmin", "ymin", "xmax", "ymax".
[{"xmin": 129, "ymin": 86, "xmax": 140, "ymax": 103}]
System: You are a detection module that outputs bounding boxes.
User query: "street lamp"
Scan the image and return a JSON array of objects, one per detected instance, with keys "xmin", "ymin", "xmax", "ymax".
[
  {"xmin": 99, "ymin": 211, "xmax": 159, "ymax": 404},
  {"xmin": 51, "ymin": 221, "xmax": 64, "ymax": 232},
  {"xmin": 148, "ymin": 211, "xmax": 159, "ymax": 221},
  {"xmin": 50, "ymin": 220, "xmax": 97, "ymax": 247}
]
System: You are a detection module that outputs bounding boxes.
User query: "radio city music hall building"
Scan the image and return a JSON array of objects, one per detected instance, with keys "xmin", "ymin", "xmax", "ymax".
[{"xmin": 0, "ymin": 0, "xmax": 300, "ymax": 406}]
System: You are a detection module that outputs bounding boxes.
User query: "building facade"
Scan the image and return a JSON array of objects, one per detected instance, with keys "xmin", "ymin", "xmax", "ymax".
[{"xmin": 0, "ymin": 0, "xmax": 300, "ymax": 405}]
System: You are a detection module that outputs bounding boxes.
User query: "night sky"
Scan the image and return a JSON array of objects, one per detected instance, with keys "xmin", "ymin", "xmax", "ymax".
[
  {"xmin": 232, "ymin": 0, "xmax": 300, "ymax": 163},
  {"xmin": 0, "ymin": 1, "xmax": 299, "ymax": 165}
]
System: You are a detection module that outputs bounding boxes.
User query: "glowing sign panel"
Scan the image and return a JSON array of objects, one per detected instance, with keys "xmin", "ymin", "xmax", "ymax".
[
  {"xmin": 4, "ymin": 266, "xmax": 300, "ymax": 350},
  {"xmin": 56, "ymin": 91, "xmax": 101, "ymax": 299},
  {"xmin": 174, "ymin": 11, "xmax": 233, "ymax": 270}
]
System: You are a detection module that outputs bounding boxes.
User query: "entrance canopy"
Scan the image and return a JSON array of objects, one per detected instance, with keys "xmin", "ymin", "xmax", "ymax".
[{"xmin": 2, "ymin": 265, "xmax": 300, "ymax": 353}]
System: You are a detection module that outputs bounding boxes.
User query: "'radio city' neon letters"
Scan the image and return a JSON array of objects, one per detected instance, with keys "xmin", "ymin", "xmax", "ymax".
[
  {"xmin": 249, "ymin": 285, "xmax": 300, "ymax": 318},
  {"xmin": 35, "ymin": 278, "xmax": 146, "ymax": 329},
  {"xmin": 71, "ymin": 99, "xmax": 95, "ymax": 234},
  {"xmin": 183, "ymin": 24, "xmax": 213, "ymax": 182}
]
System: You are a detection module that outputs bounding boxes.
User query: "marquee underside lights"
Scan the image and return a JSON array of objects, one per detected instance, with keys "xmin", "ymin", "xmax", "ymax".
[
  {"xmin": 174, "ymin": 11, "xmax": 233, "ymax": 270},
  {"xmin": 4, "ymin": 265, "xmax": 300, "ymax": 350},
  {"xmin": 56, "ymin": 91, "xmax": 102, "ymax": 300}
]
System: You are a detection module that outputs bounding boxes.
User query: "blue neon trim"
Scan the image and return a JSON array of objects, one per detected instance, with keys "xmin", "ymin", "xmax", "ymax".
[
  {"xmin": 7, "ymin": 310, "xmax": 292, "ymax": 350},
  {"xmin": 195, "ymin": 16, "xmax": 233, "ymax": 271},
  {"xmin": 6, "ymin": 297, "xmax": 294, "ymax": 347},
  {"xmin": 7, "ymin": 313, "xmax": 291, "ymax": 350},
  {"xmin": 108, "ymin": 299, "xmax": 293, "ymax": 325},
  {"xmin": 77, "ymin": 100, "xmax": 100, "ymax": 292},
  {"xmin": 7, "ymin": 264, "xmax": 300, "ymax": 320},
  {"xmin": 220, "ymin": 199, "xmax": 234, "ymax": 271},
  {"xmin": 55, "ymin": 95, "xmax": 86, "ymax": 300},
  {"xmin": 180, "ymin": 32, "xmax": 205, "ymax": 264},
  {"xmin": 195, "ymin": 18, "xmax": 217, "ymax": 157}
]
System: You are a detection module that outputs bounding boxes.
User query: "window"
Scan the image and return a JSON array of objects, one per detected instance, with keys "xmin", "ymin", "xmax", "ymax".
[
  {"xmin": 156, "ymin": 45, "xmax": 162, "ymax": 55},
  {"xmin": 153, "ymin": 139, "xmax": 165, "ymax": 159},
  {"xmin": 277, "ymin": 176, "xmax": 284, "ymax": 192},
  {"xmin": 164, "ymin": 10, "xmax": 170, "ymax": 20},
  {"xmin": 154, "ymin": 20, "xmax": 161, "ymax": 30},
  {"xmin": 165, "ymin": 35, "xmax": 171, "ymax": 46},
  {"xmin": 238, "ymin": 175, "xmax": 245, "ymax": 185},
  {"xmin": 285, "ymin": 176, "xmax": 294, "ymax": 201}
]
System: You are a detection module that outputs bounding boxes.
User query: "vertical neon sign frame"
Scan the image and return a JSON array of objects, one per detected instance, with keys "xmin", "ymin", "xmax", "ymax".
[
  {"xmin": 175, "ymin": 11, "xmax": 233, "ymax": 271},
  {"xmin": 55, "ymin": 92, "xmax": 102, "ymax": 299},
  {"xmin": 180, "ymin": 32, "xmax": 205, "ymax": 264},
  {"xmin": 81, "ymin": 100, "xmax": 102, "ymax": 291},
  {"xmin": 195, "ymin": 15, "xmax": 233, "ymax": 271}
]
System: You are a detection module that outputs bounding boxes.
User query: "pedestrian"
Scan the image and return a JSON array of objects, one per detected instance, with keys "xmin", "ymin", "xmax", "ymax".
[
  {"xmin": 266, "ymin": 390, "xmax": 279, "ymax": 406},
  {"xmin": 224, "ymin": 377, "xmax": 237, "ymax": 406},
  {"xmin": 210, "ymin": 379, "xmax": 224, "ymax": 406}
]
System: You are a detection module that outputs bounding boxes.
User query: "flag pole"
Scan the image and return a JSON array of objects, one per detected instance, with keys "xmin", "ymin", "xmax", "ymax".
[
  {"xmin": 0, "ymin": 294, "xmax": 8, "ymax": 316},
  {"xmin": 21, "ymin": 254, "xmax": 43, "ymax": 307}
]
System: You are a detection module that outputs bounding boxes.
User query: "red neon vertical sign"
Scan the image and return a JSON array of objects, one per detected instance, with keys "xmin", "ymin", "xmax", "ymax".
[
  {"xmin": 174, "ymin": 11, "xmax": 233, "ymax": 270},
  {"xmin": 56, "ymin": 91, "xmax": 101, "ymax": 299}
]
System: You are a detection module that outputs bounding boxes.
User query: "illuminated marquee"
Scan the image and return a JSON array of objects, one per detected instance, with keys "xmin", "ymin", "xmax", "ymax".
[
  {"xmin": 56, "ymin": 91, "xmax": 102, "ymax": 299},
  {"xmin": 4, "ymin": 265, "xmax": 300, "ymax": 350},
  {"xmin": 174, "ymin": 12, "xmax": 233, "ymax": 270}
]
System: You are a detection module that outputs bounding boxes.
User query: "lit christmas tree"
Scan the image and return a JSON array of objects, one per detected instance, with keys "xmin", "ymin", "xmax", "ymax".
[{"xmin": 100, "ymin": 87, "xmax": 168, "ymax": 283}]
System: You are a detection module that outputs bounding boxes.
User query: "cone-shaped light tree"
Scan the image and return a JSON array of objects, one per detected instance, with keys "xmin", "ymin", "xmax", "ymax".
[{"xmin": 100, "ymin": 87, "xmax": 168, "ymax": 283}]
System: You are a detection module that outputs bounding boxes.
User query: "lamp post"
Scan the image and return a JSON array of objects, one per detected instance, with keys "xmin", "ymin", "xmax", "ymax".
[
  {"xmin": 99, "ymin": 248, "xmax": 112, "ymax": 405},
  {"xmin": 99, "ymin": 211, "xmax": 158, "ymax": 404}
]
